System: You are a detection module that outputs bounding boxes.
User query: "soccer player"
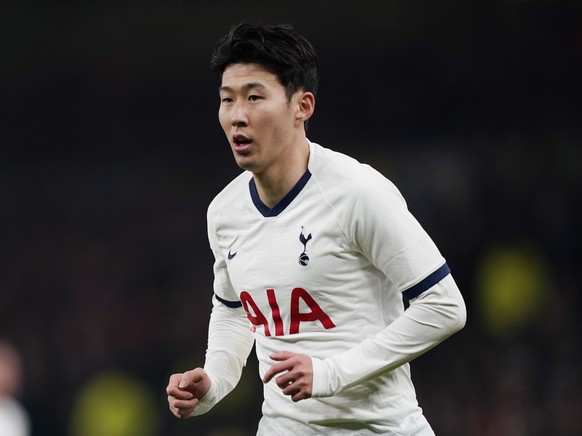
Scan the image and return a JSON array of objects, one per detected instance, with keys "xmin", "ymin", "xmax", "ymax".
[{"xmin": 166, "ymin": 22, "xmax": 466, "ymax": 435}]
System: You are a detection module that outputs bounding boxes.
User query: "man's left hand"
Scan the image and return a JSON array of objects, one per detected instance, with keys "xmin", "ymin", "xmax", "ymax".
[{"xmin": 263, "ymin": 351, "xmax": 313, "ymax": 402}]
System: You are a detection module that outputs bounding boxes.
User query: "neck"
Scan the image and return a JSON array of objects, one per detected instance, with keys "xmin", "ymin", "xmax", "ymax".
[{"xmin": 253, "ymin": 139, "xmax": 310, "ymax": 208}]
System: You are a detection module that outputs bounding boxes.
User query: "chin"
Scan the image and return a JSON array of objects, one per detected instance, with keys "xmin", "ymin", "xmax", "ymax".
[{"xmin": 233, "ymin": 157, "xmax": 255, "ymax": 172}]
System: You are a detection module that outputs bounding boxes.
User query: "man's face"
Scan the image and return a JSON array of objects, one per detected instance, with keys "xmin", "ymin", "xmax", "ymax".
[{"xmin": 218, "ymin": 63, "xmax": 302, "ymax": 175}]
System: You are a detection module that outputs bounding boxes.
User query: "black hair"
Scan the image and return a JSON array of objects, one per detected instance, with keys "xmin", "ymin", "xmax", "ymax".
[{"xmin": 210, "ymin": 22, "xmax": 319, "ymax": 101}]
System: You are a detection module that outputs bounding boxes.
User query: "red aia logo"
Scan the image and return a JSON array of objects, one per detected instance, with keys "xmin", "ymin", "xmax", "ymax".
[{"xmin": 240, "ymin": 288, "xmax": 335, "ymax": 336}]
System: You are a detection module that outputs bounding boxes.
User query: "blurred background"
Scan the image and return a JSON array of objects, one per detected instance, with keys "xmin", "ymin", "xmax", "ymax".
[{"xmin": 1, "ymin": 0, "xmax": 581, "ymax": 435}]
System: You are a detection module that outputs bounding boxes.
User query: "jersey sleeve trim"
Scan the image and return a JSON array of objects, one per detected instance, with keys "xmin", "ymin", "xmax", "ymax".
[
  {"xmin": 402, "ymin": 263, "xmax": 451, "ymax": 301},
  {"xmin": 214, "ymin": 293, "xmax": 243, "ymax": 308}
]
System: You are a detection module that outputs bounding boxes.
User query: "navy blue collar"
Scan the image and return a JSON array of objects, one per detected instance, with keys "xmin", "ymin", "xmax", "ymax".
[{"xmin": 249, "ymin": 170, "xmax": 312, "ymax": 217}]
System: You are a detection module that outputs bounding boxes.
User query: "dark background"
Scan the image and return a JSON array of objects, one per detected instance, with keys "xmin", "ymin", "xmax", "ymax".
[{"xmin": 1, "ymin": 1, "xmax": 581, "ymax": 435}]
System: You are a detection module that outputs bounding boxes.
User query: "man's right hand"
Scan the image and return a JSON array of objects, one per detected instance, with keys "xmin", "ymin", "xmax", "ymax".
[{"xmin": 166, "ymin": 368, "xmax": 211, "ymax": 419}]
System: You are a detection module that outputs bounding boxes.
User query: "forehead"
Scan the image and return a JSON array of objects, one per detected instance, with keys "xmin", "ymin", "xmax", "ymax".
[{"xmin": 220, "ymin": 63, "xmax": 282, "ymax": 90}]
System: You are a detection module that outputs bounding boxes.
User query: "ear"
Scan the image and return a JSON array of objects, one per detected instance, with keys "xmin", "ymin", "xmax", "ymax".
[{"xmin": 294, "ymin": 92, "xmax": 315, "ymax": 125}]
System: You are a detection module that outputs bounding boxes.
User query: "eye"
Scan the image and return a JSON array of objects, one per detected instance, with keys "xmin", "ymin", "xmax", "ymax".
[
  {"xmin": 248, "ymin": 95, "xmax": 262, "ymax": 102},
  {"xmin": 221, "ymin": 97, "xmax": 233, "ymax": 103}
]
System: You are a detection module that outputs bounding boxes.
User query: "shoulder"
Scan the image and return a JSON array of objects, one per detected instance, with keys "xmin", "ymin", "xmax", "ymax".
[
  {"xmin": 309, "ymin": 141, "xmax": 365, "ymax": 176},
  {"xmin": 308, "ymin": 141, "xmax": 404, "ymax": 205},
  {"xmin": 207, "ymin": 170, "xmax": 252, "ymax": 222}
]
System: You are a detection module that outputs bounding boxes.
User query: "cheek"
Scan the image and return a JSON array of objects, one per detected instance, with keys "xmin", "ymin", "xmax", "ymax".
[
  {"xmin": 260, "ymin": 110, "xmax": 288, "ymax": 135},
  {"xmin": 218, "ymin": 110, "xmax": 229, "ymax": 132}
]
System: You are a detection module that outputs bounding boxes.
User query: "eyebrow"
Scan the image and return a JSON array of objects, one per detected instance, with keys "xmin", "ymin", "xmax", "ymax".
[{"xmin": 218, "ymin": 82, "xmax": 266, "ymax": 93}]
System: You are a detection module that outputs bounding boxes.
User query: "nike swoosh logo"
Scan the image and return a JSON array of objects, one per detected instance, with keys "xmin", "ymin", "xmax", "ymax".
[{"xmin": 228, "ymin": 250, "xmax": 238, "ymax": 260}]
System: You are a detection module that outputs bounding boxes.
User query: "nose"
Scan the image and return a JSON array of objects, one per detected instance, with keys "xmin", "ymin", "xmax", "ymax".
[{"xmin": 230, "ymin": 101, "xmax": 248, "ymax": 127}]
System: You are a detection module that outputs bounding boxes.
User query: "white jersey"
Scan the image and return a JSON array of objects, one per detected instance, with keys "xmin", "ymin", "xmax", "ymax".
[
  {"xmin": 0, "ymin": 397, "xmax": 30, "ymax": 436},
  {"xmin": 199, "ymin": 141, "xmax": 464, "ymax": 435}
]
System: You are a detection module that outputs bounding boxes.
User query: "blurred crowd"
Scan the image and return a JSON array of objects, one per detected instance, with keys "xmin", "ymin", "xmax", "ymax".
[{"xmin": 1, "ymin": 1, "xmax": 580, "ymax": 435}]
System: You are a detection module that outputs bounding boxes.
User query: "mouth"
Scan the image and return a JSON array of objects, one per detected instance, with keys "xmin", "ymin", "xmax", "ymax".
[{"xmin": 233, "ymin": 134, "xmax": 253, "ymax": 151}]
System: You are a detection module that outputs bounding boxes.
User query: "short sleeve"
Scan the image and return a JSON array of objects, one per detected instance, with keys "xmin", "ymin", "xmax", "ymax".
[
  {"xmin": 348, "ymin": 171, "xmax": 446, "ymax": 294},
  {"xmin": 207, "ymin": 203, "xmax": 240, "ymax": 304}
]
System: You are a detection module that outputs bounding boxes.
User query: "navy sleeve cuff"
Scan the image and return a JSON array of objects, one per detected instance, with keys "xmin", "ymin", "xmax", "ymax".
[
  {"xmin": 214, "ymin": 293, "xmax": 243, "ymax": 308},
  {"xmin": 402, "ymin": 263, "xmax": 451, "ymax": 301}
]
